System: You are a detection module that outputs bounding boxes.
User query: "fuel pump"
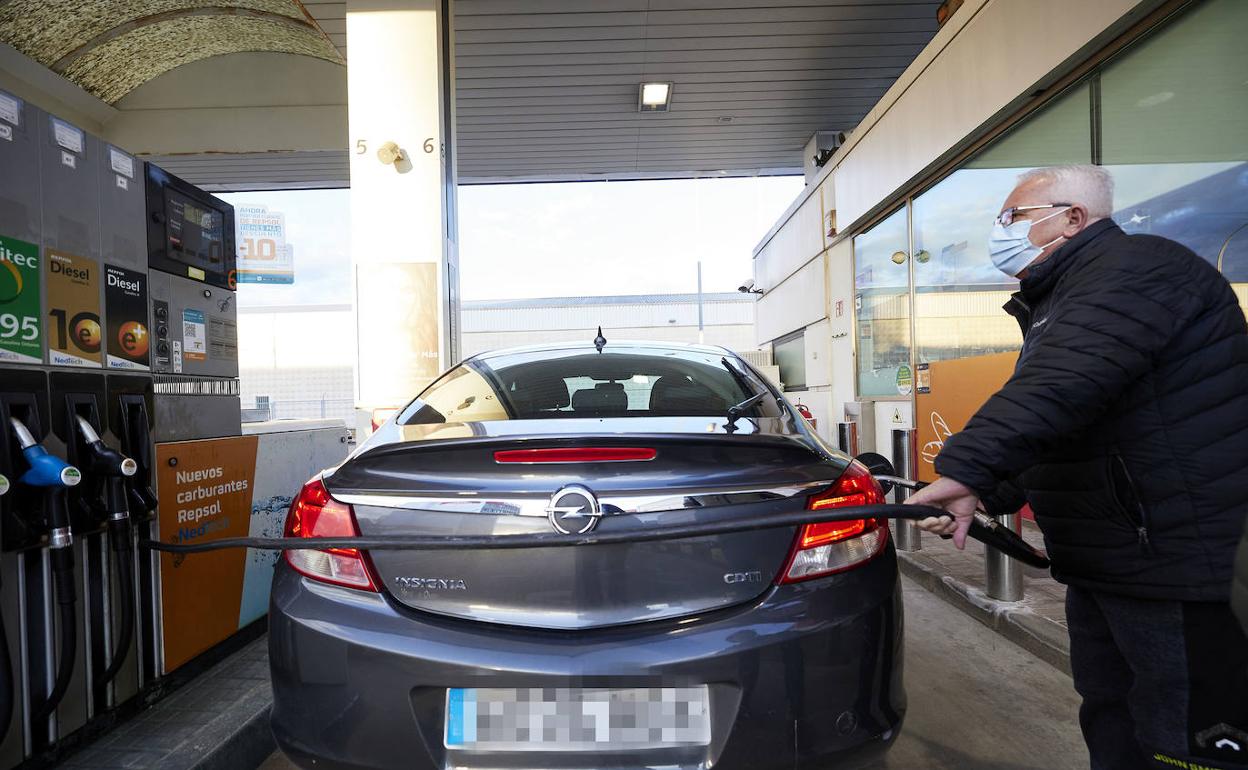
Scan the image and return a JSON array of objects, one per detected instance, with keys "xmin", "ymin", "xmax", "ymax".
[
  {"xmin": 7, "ymin": 418, "xmax": 81, "ymax": 726},
  {"xmin": 70, "ymin": 416, "xmax": 137, "ymax": 699},
  {"xmin": 0, "ymin": 472, "xmax": 12, "ymax": 741}
]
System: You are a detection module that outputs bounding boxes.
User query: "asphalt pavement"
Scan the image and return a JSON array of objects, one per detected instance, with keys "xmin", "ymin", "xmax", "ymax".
[{"xmin": 261, "ymin": 578, "xmax": 1088, "ymax": 769}]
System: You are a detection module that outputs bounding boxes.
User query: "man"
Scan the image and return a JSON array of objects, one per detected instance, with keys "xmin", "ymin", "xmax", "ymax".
[{"xmin": 906, "ymin": 165, "xmax": 1248, "ymax": 769}]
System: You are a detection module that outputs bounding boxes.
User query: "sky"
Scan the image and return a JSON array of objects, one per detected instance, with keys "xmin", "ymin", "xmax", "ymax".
[{"xmin": 221, "ymin": 175, "xmax": 805, "ymax": 307}]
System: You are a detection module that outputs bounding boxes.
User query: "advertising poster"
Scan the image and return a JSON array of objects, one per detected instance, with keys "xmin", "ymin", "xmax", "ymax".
[
  {"xmin": 45, "ymin": 249, "xmax": 102, "ymax": 368},
  {"xmin": 0, "ymin": 233, "xmax": 42, "ymax": 364},
  {"xmin": 236, "ymin": 204, "xmax": 294, "ymax": 284},
  {"xmin": 913, "ymin": 351, "xmax": 1017, "ymax": 483},
  {"xmin": 104, "ymin": 265, "xmax": 149, "ymax": 370},
  {"xmin": 156, "ymin": 435, "xmax": 259, "ymax": 673}
]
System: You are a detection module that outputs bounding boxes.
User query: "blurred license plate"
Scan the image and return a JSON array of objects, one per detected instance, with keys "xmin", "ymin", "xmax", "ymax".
[{"xmin": 444, "ymin": 687, "xmax": 711, "ymax": 751}]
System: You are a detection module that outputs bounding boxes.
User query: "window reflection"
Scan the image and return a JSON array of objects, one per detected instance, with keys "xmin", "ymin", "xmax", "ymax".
[
  {"xmin": 854, "ymin": 207, "xmax": 910, "ymax": 396},
  {"xmin": 1101, "ymin": 0, "xmax": 1248, "ymax": 315}
]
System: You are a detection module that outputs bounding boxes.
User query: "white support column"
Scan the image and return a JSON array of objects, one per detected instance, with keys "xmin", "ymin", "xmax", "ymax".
[{"xmin": 347, "ymin": 0, "xmax": 459, "ymax": 413}]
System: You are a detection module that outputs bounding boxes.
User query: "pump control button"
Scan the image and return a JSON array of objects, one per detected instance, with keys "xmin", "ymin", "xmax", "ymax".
[
  {"xmin": 156, "ymin": 341, "xmax": 169, "ymax": 356},
  {"xmin": 156, "ymin": 325, "xmax": 168, "ymax": 337},
  {"xmin": 155, "ymin": 306, "xmax": 167, "ymax": 320}
]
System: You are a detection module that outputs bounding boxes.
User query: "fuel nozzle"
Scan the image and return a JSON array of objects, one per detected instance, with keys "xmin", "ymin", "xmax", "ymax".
[
  {"xmin": 9, "ymin": 417, "xmax": 81, "ymax": 724},
  {"xmin": 74, "ymin": 416, "xmax": 136, "ymax": 522}
]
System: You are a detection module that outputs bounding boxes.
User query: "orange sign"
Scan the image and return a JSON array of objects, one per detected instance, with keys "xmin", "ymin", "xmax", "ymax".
[
  {"xmin": 156, "ymin": 435, "xmax": 259, "ymax": 672},
  {"xmin": 913, "ymin": 352, "xmax": 1016, "ymax": 482}
]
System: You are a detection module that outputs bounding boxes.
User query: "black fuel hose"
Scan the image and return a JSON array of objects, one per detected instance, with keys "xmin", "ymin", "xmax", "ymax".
[
  {"xmin": 95, "ymin": 510, "xmax": 133, "ymax": 691},
  {"xmin": 33, "ymin": 493, "xmax": 76, "ymax": 725},
  {"xmin": 0, "ymin": 574, "xmax": 12, "ymax": 739},
  {"xmin": 141, "ymin": 503, "xmax": 1050, "ymax": 569}
]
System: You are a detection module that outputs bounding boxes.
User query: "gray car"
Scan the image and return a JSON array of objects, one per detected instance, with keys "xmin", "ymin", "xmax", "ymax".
[{"xmin": 268, "ymin": 342, "xmax": 904, "ymax": 769}]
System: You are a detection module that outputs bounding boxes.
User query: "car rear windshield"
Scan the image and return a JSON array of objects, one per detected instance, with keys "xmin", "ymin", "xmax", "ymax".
[{"xmin": 400, "ymin": 347, "xmax": 781, "ymax": 424}]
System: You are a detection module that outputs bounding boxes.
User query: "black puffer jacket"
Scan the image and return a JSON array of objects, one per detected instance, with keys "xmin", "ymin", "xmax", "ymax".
[
  {"xmin": 936, "ymin": 220, "xmax": 1248, "ymax": 602},
  {"xmin": 1236, "ymin": 515, "xmax": 1248, "ymax": 633}
]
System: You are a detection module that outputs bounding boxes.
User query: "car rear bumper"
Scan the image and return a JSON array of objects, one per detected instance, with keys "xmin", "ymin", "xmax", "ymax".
[{"xmin": 269, "ymin": 549, "xmax": 905, "ymax": 770}]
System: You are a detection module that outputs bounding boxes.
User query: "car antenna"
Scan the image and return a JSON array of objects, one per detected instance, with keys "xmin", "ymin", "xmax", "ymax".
[{"xmin": 594, "ymin": 326, "xmax": 607, "ymax": 353}]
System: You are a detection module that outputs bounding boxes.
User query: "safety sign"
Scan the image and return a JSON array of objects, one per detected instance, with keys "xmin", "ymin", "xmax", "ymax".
[
  {"xmin": 104, "ymin": 265, "xmax": 150, "ymax": 370},
  {"xmin": 0, "ymin": 234, "xmax": 42, "ymax": 364},
  {"xmin": 46, "ymin": 249, "xmax": 102, "ymax": 368}
]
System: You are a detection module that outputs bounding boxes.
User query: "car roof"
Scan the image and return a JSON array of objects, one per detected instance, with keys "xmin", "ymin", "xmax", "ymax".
[{"xmin": 468, "ymin": 339, "xmax": 738, "ymax": 363}]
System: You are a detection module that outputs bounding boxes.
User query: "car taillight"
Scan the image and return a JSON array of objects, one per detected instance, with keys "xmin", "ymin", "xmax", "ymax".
[
  {"xmin": 283, "ymin": 476, "xmax": 377, "ymax": 591},
  {"xmin": 778, "ymin": 462, "xmax": 889, "ymax": 583}
]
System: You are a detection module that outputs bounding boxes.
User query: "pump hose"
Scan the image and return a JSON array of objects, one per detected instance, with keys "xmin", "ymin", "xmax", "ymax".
[
  {"xmin": 95, "ymin": 517, "xmax": 134, "ymax": 691},
  {"xmin": 32, "ymin": 546, "xmax": 76, "ymax": 725},
  {"xmin": 0, "ymin": 577, "xmax": 12, "ymax": 738},
  {"xmin": 140, "ymin": 503, "xmax": 1050, "ymax": 569}
]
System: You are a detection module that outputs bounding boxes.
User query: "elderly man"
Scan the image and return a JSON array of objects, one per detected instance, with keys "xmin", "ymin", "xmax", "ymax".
[{"xmin": 906, "ymin": 165, "xmax": 1248, "ymax": 769}]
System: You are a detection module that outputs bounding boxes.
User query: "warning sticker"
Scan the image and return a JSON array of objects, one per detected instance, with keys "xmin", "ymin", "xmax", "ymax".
[
  {"xmin": 46, "ymin": 250, "xmax": 102, "ymax": 368},
  {"xmin": 109, "ymin": 146, "xmax": 135, "ymax": 178},
  {"xmin": 0, "ymin": 91, "xmax": 19, "ymax": 126},
  {"xmin": 51, "ymin": 117, "xmax": 83, "ymax": 153},
  {"xmin": 182, "ymin": 308, "xmax": 206, "ymax": 362}
]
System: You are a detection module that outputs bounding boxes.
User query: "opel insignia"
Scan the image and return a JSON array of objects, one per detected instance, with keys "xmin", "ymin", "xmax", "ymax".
[{"xmin": 268, "ymin": 341, "xmax": 904, "ymax": 769}]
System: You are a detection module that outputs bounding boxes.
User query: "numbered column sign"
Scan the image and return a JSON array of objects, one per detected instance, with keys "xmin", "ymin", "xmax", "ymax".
[
  {"xmin": 46, "ymin": 249, "xmax": 102, "ymax": 368},
  {"xmin": 0, "ymin": 234, "xmax": 42, "ymax": 364}
]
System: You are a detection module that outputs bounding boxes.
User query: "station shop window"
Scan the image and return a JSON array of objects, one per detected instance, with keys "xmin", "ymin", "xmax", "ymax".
[
  {"xmin": 910, "ymin": 82, "xmax": 1091, "ymax": 365},
  {"xmin": 853, "ymin": 207, "xmax": 910, "ymax": 397},
  {"xmin": 772, "ymin": 330, "xmax": 806, "ymax": 391},
  {"xmin": 852, "ymin": 0, "xmax": 1247, "ymax": 397},
  {"xmin": 1100, "ymin": 0, "xmax": 1248, "ymax": 315}
]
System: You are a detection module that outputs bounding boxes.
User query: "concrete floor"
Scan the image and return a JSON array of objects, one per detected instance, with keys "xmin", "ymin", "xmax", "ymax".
[{"xmin": 262, "ymin": 578, "xmax": 1088, "ymax": 769}]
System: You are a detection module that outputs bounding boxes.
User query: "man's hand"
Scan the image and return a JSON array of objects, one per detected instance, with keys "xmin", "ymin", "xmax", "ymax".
[{"xmin": 904, "ymin": 476, "xmax": 981, "ymax": 549}]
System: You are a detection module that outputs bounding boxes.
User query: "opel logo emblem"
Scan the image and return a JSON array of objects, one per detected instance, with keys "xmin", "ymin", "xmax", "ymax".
[{"xmin": 546, "ymin": 485, "xmax": 600, "ymax": 535}]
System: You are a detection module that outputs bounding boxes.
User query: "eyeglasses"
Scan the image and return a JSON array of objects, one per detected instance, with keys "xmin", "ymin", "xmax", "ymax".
[{"xmin": 995, "ymin": 203, "xmax": 1072, "ymax": 227}]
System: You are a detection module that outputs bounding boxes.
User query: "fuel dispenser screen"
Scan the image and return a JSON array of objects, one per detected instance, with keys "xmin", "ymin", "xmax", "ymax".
[
  {"xmin": 164, "ymin": 188, "xmax": 225, "ymax": 272},
  {"xmin": 145, "ymin": 164, "xmax": 236, "ymax": 290}
]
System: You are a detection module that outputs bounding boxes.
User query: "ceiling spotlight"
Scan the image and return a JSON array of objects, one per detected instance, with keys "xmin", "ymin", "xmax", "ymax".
[
  {"xmin": 639, "ymin": 82, "xmax": 673, "ymax": 112},
  {"xmin": 891, "ymin": 251, "xmax": 908, "ymax": 265}
]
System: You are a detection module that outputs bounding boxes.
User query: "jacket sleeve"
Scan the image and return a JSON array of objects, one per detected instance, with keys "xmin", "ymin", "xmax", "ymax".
[
  {"xmin": 934, "ymin": 257, "xmax": 1200, "ymax": 495},
  {"xmin": 979, "ymin": 476, "xmax": 1027, "ymax": 517}
]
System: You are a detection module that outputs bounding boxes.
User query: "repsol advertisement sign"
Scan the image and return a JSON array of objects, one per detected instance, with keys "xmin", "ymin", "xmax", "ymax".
[{"xmin": 156, "ymin": 436, "xmax": 259, "ymax": 672}]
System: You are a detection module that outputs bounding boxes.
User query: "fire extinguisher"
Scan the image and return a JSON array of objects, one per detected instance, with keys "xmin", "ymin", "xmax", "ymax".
[{"xmin": 794, "ymin": 402, "xmax": 817, "ymax": 430}]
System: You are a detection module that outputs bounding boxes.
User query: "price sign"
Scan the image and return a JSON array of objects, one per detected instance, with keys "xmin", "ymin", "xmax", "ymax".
[
  {"xmin": 0, "ymin": 234, "xmax": 42, "ymax": 364},
  {"xmin": 46, "ymin": 250, "xmax": 102, "ymax": 368}
]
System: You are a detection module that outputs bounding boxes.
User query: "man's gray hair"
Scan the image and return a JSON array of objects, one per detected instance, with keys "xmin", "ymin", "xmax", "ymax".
[{"xmin": 1017, "ymin": 164, "xmax": 1114, "ymax": 219}]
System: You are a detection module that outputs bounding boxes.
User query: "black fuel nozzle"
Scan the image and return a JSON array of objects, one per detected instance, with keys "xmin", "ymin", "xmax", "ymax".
[{"xmin": 73, "ymin": 416, "xmax": 136, "ymax": 524}]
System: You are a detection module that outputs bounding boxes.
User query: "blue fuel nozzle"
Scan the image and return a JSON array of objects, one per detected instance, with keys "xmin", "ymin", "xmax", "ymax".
[{"xmin": 8, "ymin": 418, "xmax": 81, "ymax": 489}]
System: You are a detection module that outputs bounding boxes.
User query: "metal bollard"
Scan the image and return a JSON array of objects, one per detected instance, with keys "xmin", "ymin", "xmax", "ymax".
[
  {"xmin": 985, "ymin": 512, "xmax": 1025, "ymax": 601},
  {"xmin": 890, "ymin": 429, "xmax": 921, "ymax": 551},
  {"xmin": 836, "ymin": 421, "xmax": 859, "ymax": 456}
]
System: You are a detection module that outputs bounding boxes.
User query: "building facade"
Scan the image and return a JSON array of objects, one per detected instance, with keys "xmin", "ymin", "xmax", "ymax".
[{"xmin": 752, "ymin": 0, "xmax": 1247, "ymax": 469}]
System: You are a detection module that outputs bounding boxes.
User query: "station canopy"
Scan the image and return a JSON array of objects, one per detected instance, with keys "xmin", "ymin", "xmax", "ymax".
[{"xmin": 0, "ymin": 0, "xmax": 943, "ymax": 188}]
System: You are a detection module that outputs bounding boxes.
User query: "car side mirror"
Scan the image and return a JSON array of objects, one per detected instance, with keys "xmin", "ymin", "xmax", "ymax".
[{"xmin": 854, "ymin": 452, "xmax": 896, "ymax": 495}]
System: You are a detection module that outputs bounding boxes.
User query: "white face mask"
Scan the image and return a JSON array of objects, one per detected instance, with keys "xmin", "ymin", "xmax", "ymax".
[{"xmin": 988, "ymin": 207, "xmax": 1070, "ymax": 277}]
